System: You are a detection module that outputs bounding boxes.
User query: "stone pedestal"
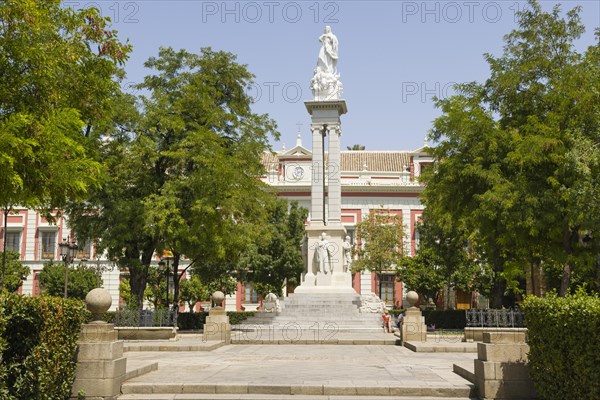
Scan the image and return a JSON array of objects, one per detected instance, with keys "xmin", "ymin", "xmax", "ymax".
[
  {"xmin": 203, "ymin": 307, "xmax": 231, "ymax": 343},
  {"xmin": 401, "ymin": 307, "xmax": 427, "ymax": 342},
  {"xmin": 71, "ymin": 324, "xmax": 126, "ymax": 400},
  {"xmin": 296, "ymin": 225, "xmax": 353, "ymax": 294},
  {"xmin": 474, "ymin": 330, "xmax": 537, "ymax": 399}
]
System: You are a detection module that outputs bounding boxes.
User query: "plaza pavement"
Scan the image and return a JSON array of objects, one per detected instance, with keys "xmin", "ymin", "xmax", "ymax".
[{"xmin": 118, "ymin": 332, "xmax": 478, "ymax": 399}]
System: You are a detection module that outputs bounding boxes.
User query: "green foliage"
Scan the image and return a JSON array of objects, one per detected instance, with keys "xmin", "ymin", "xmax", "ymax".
[
  {"xmin": 0, "ymin": 0, "xmax": 131, "ymax": 211},
  {"xmin": 38, "ymin": 261, "xmax": 102, "ymax": 300},
  {"xmin": 238, "ymin": 199, "xmax": 308, "ymax": 296},
  {"xmin": 0, "ymin": 294, "xmax": 89, "ymax": 399},
  {"xmin": 423, "ymin": 0, "xmax": 600, "ymax": 304},
  {"xmin": 353, "ymin": 208, "xmax": 405, "ymax": 297},
  {"xmin": 179, "ymin": 277, "xmax": 210, "ymax": 311},
  {"xmin": 523, "ymin": 291, "xmax": 600, "ymax": 399},
  {"xmin": 397, "ymin": 247, "xmax": 445, "ymax": 304},
  {"xmin": 67, "ymin": 46, "xmax": 279, "ymax": 309},
  {"xmin": 0, "ymin": 251, "xmax": 30, "ymax": 293},
  {"xmin": 176, "ymin": 311, "xmax": 254, "ymax": 330}
]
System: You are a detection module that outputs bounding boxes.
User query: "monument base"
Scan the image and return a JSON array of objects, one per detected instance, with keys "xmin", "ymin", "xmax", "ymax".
[
  {"xmin": 203, "ymin": 307, "xmax": 231, "ymax": 343},
  {"xmin": 298, "ymin": 224, "xmax": 353, "ymax": 293}
]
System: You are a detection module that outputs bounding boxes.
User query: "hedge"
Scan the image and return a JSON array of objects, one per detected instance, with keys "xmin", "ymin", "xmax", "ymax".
[
  {"xmin": 421, "ymin": 309, "xmax": 466, "ymax": 330},
  {"xmin": 176, "ymin": 311, "xmax": 255, "ymax": 330},
  {"xmin": 0, "ymin": 294, "xmax": 89, "ymax": 400},
  {"xmin": 522, "ymin": 292, "xmax": 600, "ymax": 400}
]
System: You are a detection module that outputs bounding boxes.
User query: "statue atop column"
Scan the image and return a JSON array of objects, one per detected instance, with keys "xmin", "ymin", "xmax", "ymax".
[{"xmin": 311, "ymin": 26, "xmax": 343, "ymax": 101}]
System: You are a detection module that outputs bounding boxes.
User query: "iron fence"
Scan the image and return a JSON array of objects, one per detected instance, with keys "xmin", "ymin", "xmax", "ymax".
[
  {"xmin": 114, "ymin": 307, "xmax": 177, "ymax": 327},
  {"xmin": 465, "ymin": 308, "xmax": 525, "ymax": 328}
]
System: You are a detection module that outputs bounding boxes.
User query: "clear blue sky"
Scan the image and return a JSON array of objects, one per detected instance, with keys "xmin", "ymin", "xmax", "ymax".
[{"xmin": 69, "ymin": 1, "xmax": 599, "ymax": 150}]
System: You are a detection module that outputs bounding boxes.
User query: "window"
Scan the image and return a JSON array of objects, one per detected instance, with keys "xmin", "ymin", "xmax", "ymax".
[
  {"xmin": 40, "ymin": 231, "xmax": 56, "ymax": 259},
  {"xmin": 77, "ymin": 240, "xmax": 92, "ymax": 260},
  {"xmin": 5, "ymin": 231, "xmax": 21, "ymax": 254},
  {"xmin": 243, "ymin": 282, "xmax": 259, "ymax": 303},
  {"xmin": 380, "ymin": 274, "xmax": 395, "ymax": 305}
]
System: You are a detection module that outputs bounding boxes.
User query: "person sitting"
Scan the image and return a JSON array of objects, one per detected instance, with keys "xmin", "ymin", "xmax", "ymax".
[
  {"xmin": 382, "ymin": 309, "xmax": 392, "ymax": 333},
  {"xmin": 396, "ymin": 312, "xmax": 404, "ymax": 329}
]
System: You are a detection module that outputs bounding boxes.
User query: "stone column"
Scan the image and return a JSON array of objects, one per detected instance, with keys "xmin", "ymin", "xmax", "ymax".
[
  {"xmin": 203, "ymin": 291, "xmax": 231, "ymax": 344},
  {"xmin": 474, "ymin": 330, "xmax": 537, "ymax": 399},
  {"xmin": 71, "ymin": 288, "xmax": 126, "ymax": 400},
  {"xmin": 310, "ymin": 124, "xmax": 325, "ymax": 226},
  {"xmin": 327, "ymin": 125, "xmax": 342, "ymax": 225},
  {"xmin": 400, "ymin": 291, "xmax": 427, "ymax": 343}
]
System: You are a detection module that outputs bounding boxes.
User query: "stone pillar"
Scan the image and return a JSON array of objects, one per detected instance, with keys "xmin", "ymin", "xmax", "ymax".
[
  {"xmin": 327, "ymin": 125, "xmax": 342, "ymax": 225},
  {"xmin": 310, "ymin": 124, "xmax": 325, "ymax": 226},
  {"xmin": 296, "ymin": 99, "xmax": 352, "ymax": 294},
  {"xmin": 203, "ymin": 291, "xmax": 231, "ymax": 343},
  {"xmin": 474, "ymin": 330, "xmax": 537, "ymax": 399},
  {"xmin": 401, "ymin": 291, "xmax": 427, "ymax": 343},
  {"xmin": 71, "ymin": 288, "xmax": 126, "ymax": 400}
]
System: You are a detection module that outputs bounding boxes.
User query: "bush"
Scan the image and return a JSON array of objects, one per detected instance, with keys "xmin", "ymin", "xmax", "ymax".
[
  {"xmin": 422, "ymin": 309, "xmax": 466, "ymax": 329},
  {"xmin": 522, "ymin": 292, "xmax": 600, "ymax": 400},
  {"xmin": 0, "ymin": 294, "xmax": 89, "ymax": 399},
  {"xmin": 176, "ymin": 311, "xmax": 255, "ymax": 330}
]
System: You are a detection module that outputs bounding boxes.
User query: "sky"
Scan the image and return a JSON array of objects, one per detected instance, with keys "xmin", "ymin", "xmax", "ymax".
[{"xmin": 66, "ymin": 0, "xmax": 599, "ymax": 151}]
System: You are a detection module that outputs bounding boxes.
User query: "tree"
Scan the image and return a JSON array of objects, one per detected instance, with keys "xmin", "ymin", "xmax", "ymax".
[
  {"xmin": 139, "ymin": 47, "xmax": 279, "ymax": 312},
  {"xmin": 0, "ymin": 251, "xmax": 30, "ymax": 293},
  {"xmin": 238, "ymin": 199, "xmax": 308, "ymax": 297},
  {"xmin": 346, "ymin": 144, "xmax": 366, "ymax": 151},
  {"xmin": 179, "ymin": 277, "xmax": 210, "ymax": 312},
  {"xmin": 68, "ymin": 47, "xmax": 279, "ymax": 310},
  {"xmin": 353, "ymin": 208, "xmax": 405, "ymax": 300},
  {"xmin": 38, "ymin": 262, "xmax": 102, "ymax": 300},
  {"xmin": 0, "ymin": 0, "xmax": 131, "ymax": 289},
  {"xmin": 423, "ymin": 0, "xmax": 600, "ymax": 305}
]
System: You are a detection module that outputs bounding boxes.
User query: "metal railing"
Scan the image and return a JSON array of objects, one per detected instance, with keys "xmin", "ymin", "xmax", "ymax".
[
  {"xmin": 114, "ymin": 307, "xmax": 177, "ymax": 327},
  {"xmin": 465, "ymin": 308, "xmax": 525, "ymax": 328}
]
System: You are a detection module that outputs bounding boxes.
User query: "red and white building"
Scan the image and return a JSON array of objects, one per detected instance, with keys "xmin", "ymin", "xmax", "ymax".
[{"xmin": 0, "ymin": 133, "xmax": 432, "ymax": 311}]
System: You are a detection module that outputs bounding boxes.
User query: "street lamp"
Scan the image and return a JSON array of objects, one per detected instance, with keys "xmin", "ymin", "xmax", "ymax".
[
  {"xmin": 59, "ymin": 238, "xmax": 78, "ymax": 298},
  {"xmin": 158, "ymin": 256, "xmax": 175, "ymax": 310}
]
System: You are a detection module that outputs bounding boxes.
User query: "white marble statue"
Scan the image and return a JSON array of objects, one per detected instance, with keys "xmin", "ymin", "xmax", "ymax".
[
  {"xmin": 316, "ymin": 232, "xmax": 332, "ymax": 274},
  {"xmin": 311, "ymin": 26, "xmax": 343, "ymax": 101},
  {"xmin": 317, "ymin": 26, "xmax": 338, "ymax": 75},
  {"xmin": 342, "ymin": 235, "xmax": 352, "ymax": 272}
]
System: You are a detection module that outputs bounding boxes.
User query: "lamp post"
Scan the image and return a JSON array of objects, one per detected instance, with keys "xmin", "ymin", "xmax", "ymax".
[{"xmin": 59, "ymin": 238, "xmax": 78, "ymax": 298}]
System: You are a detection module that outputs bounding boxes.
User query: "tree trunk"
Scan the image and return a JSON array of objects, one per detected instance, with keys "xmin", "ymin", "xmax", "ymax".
[
  {"xmin": 559, "ymin": 262, "xmax": 572, "ymax": 297},
  {"xmin": 490, "ymin": 278, "xmax": 506, "ymax": 309},
  {"xmin": 172, "ymin": 253, "xmax": 181, "ymax": 312}
]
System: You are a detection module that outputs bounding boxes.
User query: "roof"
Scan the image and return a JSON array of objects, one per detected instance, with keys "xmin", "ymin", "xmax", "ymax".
[{"xmin": 262, "ymin": 150, "xmax": 412, "ymax": 173}]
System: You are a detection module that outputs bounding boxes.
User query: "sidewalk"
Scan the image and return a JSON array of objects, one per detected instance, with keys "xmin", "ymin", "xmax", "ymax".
[{"xmin": 119, "ymin": 335, "xmax": 477, "ymax": 399}]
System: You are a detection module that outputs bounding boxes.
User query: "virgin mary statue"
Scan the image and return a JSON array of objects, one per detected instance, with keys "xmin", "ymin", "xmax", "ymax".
[{"xmin": 317, "ymin": 26, "xmax": 338, "ymax": 75}]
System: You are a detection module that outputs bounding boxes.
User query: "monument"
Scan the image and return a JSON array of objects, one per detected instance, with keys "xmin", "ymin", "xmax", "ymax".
[
  {"xmin": 238, "ymin": 28, "xmax": 383, "ymax": 336},
  {"xmin": 295, "ymin": 26, "xmax": 353, "ymax": 294}
]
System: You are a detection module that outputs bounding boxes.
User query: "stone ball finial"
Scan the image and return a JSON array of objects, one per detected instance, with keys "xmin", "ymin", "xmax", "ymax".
[
  {"xmin": 406, "ymin": 291, "xmax": 419, "ymax": 308},
  {"xmin": 85, "ymin": 288, "xmax": 112, "ymax": 323},
  {"xmin": 212, "ymin": 291, "xmax": 225, "ymax": 308}
]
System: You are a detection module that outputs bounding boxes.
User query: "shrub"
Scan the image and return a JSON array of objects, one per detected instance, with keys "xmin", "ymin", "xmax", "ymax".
[
  {"xmin": 176, "ymin": 311, "xmax": 255, "ymax": 330},
  {"xmin": 522, "ymin": 291, "xmax": 600, "ymax": 400},
  {"xmin": 0, "ymin": 294, "xmax": 89, "ymax": 400},
  {"xmin": 422, "ymin": 309, "xmax": 466, "ymax": 329}
]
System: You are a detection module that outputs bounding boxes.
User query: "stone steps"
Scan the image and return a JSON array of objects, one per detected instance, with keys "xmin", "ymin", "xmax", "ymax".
[
  {"xmin": 119, "ymin": 382, "xmax": 475, "ymax": 398},
  {"xmin": 119, "ymin": 395, "xmax": 475, "ymax": 400}
]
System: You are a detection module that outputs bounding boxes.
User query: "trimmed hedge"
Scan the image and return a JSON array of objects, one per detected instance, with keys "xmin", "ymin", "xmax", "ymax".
[
  {"xmin": 177, "ymin": 311, "xmax": 255, "ymax": 330},
  {"xmin": 422, "ymin": 309, "xmax": 466, "ymax": 330},
  {"xmin": 0, "ymin": 294, "xmax": 89, "ymax": 400},
  {"xmin": 522, "ymin": 292, "xmax": 600, "ymax": 400}
]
